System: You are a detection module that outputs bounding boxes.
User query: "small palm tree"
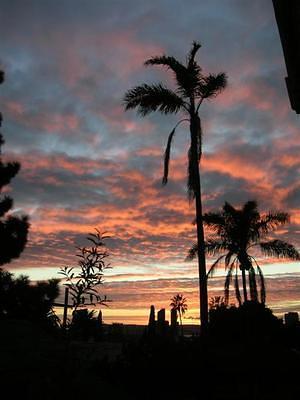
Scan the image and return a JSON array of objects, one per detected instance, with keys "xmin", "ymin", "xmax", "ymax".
[
  {"xmin": 124, "ymin": 42, "xmax": 227, "ymax": 330},
  {"xmin": 209, "ymin": 295, "xmax": 226, "ymax": 310},
  {"xmin": 187, "ymin": 201, "xmax": 300, "ymax": 305},
  {"xmin": 170, "ymin": 293, "xmax": 188, "ymax": 336}
]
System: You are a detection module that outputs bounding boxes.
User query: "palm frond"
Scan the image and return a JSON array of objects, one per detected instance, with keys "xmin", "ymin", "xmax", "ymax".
[
  {"xmin": 260, "ymin": 240, "xmax": 300, "ymax": 260},
  {"xmin": 187, "ymin": 41, "xmax": 201, "ymax": 68},
  {"xmin": 202, "ymin": 212, "xmax": 226, "ymax": 233},
  {"xmin": 145, "ymin": 54, "xmax": 200, "ymax": 99},
  {"xmin": 234, "ymin": 270, "xmax": 242, "ymax": 306},
  {"xmin": 207, "ymin": 255, "xmax": 225, "ymax": 278},
  {"xmin": 162, "ymin": 118, "xmax": 188, "ymax": 185},
  {"xmin": 198, "ymin": 73, "xmax": 227, "ymax": 99},
  {"xmin": 225, "ymin": 252, "xmax": 234, "ymax": 268},
  {"xmin": 186, "ymin": 240, "xmax": 226, "ymax": 261},
  {"xmin": 256, "ymin": 264, "xmax": 266, "ymax": 304},
  {"xmin": 124, "ymin": 83, "xmax": 184, "ymax": 116},
  {"xmin": 257, "ymin": 212, "xmax": 290, "ymax": 235},
  {"xmin": 185, "ymin": 42, "xmax": 203, "ymax": 96},
  {"xmin": 224, "ymin": 265, "xmax": 234, "ymax": 305},
  {"xmin": 145, "ymin": 55, "xmax": 187, "ymax": 77},
  {"xmin": 186, "ymin": 242, "xmax": 198, "ymax": 261},
  {"xmin": 223, "ymin": 201, "xmax": 238, "ymax": 218},
  {"xmin": 205, "ymin": 239, "xmax": 228, "ymax": 255},
  {"xmin": 162, "ymin": 127, "xmax": 176, "ymax": 185}
]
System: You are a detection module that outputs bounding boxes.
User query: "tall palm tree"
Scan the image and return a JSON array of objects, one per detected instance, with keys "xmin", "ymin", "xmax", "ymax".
[
  {"xmin": 170, "ymin": 293, "xmax": 188, "ymax": 336},
  {"xmin": 124, "ymin": 42, "xmax": 227, "ymax": 330},
  {"xmin": 187, "ymin": 201, "xmax": 300, "ymax": 305}
]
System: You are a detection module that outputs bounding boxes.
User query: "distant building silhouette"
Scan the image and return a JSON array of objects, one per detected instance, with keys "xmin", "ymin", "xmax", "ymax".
[
  {"xmin": 157, "ymin": 308, "xmax": 168, "ymax": 335},
  {"xmin": 171, "ymin": 308, "xmax": 178, "ymax": 333},
  {"xmin": 149, "ymin": 305, "xmax": 155, "ymax": 325},
  {"xmin": 148, "ymin": 305, "xmax": 156, "ymax": 335},
  {"xmin": 157, "ymin": 308, "xmax": 165, "ymax": 324},
  {"xmin": 147, "ymin": 305, "xmax": 171, "ymax": 336}
]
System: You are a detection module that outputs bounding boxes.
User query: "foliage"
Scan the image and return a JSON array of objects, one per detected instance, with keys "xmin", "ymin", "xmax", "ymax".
[
  {"xmin": 187, "ymin": 201, "xmax": 300, "ymax": 304},
  {"xmin": 124, "ymin": 41, "xmax": 227, "ymax": 329},
  {"xmin": 59, "ymin": 229, "xmax": 111, "ymax": 311},
  {"xmin": 0, "ymin": 268, "xmax": 59, "ymax": 324},
  {"xmin": 0, "ymin": 70, "xmax": 29, "ymax": 265},
  {"xmin": 209, "ymin": 301, "xmax": 283, "ymax": 343},
  {"xmin": 68, "ymin": 309, "xmax": 101, "ymax": 340},
  {"xmin": 124, "ymin": 41, "xmax": 227, "ymax": 198},
  {"xmin": 170, "ymin": 293, "xmax": 188, "ymax": 335},
  {"xmin": 170, "ymin": 294, "xmax": 188, "ymax": 316},
  {"xmin": 208, "ymin": 295, "xmax": 226, "ymax": 310}
]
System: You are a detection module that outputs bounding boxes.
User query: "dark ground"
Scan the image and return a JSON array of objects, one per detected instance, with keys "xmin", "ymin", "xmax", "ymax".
[{"xmin": 1, "ymin": 319, "xmax": 299, "ymax": 400}]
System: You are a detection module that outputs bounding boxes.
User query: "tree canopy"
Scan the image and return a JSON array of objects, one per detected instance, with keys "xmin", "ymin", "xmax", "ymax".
[{"xmin": 0, "ymin": 70, "xmax": 29, "ymax": 265}]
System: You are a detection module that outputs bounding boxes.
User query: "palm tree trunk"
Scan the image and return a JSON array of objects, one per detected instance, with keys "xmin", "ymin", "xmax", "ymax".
[
  {"xmin": 241, "ymin": 268, "xmax": 248, "ymax": 303},
  {"xmin": 190, "ymin": 114, "xmax": 208, "ymax": 332},
  {"xmin": 179, "ymin": 312, "xmax": 183, "ymax": 337}
]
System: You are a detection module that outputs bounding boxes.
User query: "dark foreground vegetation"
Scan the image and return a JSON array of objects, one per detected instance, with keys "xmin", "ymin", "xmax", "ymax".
[{"xmin": 1, "ymin": 298, "xmax": 300, "ymax": 400}]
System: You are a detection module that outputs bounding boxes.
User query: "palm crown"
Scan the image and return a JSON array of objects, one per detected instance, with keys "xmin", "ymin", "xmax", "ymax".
[
  {"xmin": 187, "ymin": 201, "xmax": 300, "ymax": 304},
  {"xmin": 170, "ymin": 293, "xmax": 188, "ymax": 335},
  {"xmin": 124, "ymin": 41, "xmax": 227, "ymax": 198},
  {"xmin": 170, "ymin": 293, "xmax": 188, "ymax": 314}
]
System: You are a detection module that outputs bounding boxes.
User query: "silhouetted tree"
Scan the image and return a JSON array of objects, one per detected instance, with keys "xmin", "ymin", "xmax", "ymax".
[
  {"xmin": 187, "ymin": 201, "xmax": 300, "ymax": 304},
  {"xmin": 69, "ymin": 309, "xmax": 99, "ymax": 340},
  {"xmin": 59, "ymin": 229, "xmax": 111, "ymax": 320},
  {"xmin": 0, "ymin": 70, "xmax": 29, "ymax": 265},
  {"xmin": 0, "ymin": 268, "xmax": 59, "ymax": 324},
  {"xmin": 124, "ymin": 42, "xmax": 227, "ymax": 330},
  {"xmin": 170, "ymin": 293, "xmax": 188, "ymax": 336},
  {"xmin": 209, "ymin": 300, "xmax": 283, "ymax": 345},
  {"xmin": 209, "ymin": 295, "xmax": 226, "ymax": 310}
]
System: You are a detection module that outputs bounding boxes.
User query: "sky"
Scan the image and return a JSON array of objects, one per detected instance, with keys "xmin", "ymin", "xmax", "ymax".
[{"xmin": 1, "ymin": 0, "xmax": 300, "ymax": 324}]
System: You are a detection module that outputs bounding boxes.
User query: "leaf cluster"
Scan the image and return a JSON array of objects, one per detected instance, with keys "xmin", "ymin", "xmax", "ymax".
[
  {"xmin": 0, "ymin": 70, "xmax": 29, "ymax": 266},
  {"xmin": 124, "ymin": 41, "xmax": 227, "ymax": 117},
  {"xmin": 170, "ymin": 293, "xmax": 188, "ymax": 314},
  {"xmin": 187, "ymin": 201, "xmax": 300, "ymax": 304},
  {"xmin": 59, "ymin": 229, "xmax": 111, "ymax": 310}
]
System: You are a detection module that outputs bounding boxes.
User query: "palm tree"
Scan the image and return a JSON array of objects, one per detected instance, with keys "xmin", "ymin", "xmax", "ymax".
[
  {"xmin": 170, "ymin": 293, "xmax": 188, "ymax": 336},
  {"xmin": 187, "ymin": 201, "xmax": 300, "ymax": 305},
  {"xmin": 124, "ymin": 42, "xmax": 227, "ymax": 330}
]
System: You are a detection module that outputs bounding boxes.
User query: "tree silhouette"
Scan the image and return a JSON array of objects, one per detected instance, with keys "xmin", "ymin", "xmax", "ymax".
[
  {"xmin": 170, "ymin": 293, "xmax": 188, "ymax": 336},
  {"xmin": 0, "ymin": 70, "xmax": 29, "ymax": 265},
  {"xmin": 187, "ymin": 201, "xmax": 300, "ymax": 305},
  {"xmin": 209, "ymin": 295, "xmax": 226, "ymax": 310},
  {"xmin": 124, "ymin": 42, "xmax": 227, "ymax": 330},
  {"xmin": 59, "ymin": 229, "xmax": 111, "ymax": 314},
  {"xmin": 0, "ymin": 268, "xmax": 59, "ymax": 324}
]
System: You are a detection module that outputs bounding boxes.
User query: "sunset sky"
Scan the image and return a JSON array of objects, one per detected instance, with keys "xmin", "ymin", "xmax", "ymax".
[{"xmin": 1, "ymin": 0, "xmax": 300, "ymax": 324}]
